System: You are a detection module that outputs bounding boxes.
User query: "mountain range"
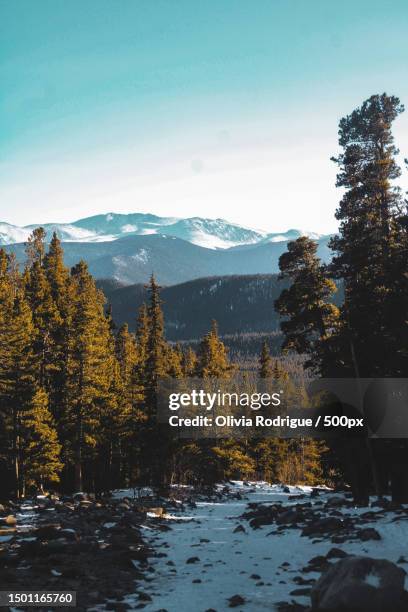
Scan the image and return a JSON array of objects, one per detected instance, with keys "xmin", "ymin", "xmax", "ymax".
[
  {"xmin": 0, "ymin": 212, "xmax": 323, "ymax": 249},
  {"xmin": 1, "ymin": 213, "xmax": 332, "ymax": 286}
]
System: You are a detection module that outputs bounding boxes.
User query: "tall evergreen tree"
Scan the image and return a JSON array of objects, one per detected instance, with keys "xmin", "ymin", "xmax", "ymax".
[
  {"xmin": 259, "ymin": 341, "xmax": 273, "ymax": 379},
  {"xmin": 330, "ymin": 93, "xmax": 405, "ymax": 377},
  {"xmin": 275, "ymin": 236, "xmax": 339, "ymax": 373},
  {"xmin": 19, "ymin": 388, "xmax": 62, "ymax": 494},
  {"xmin": 64, "ymin": 261, "xmax": 115, "ymax": 491}
]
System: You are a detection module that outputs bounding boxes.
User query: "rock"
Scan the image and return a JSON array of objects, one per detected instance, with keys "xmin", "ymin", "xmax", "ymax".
[
  {"xmin": 233, "ymin": 524, "xmax": 246, "ymax": 534},
  {"xmin": 371, "ymin": 497, "xmax": 390, "ymax": 509},
  {"xmin": 306, "ymin": 555, "xmax": 329, "ymax": 572},
  {"xmin": 326, "ymin": 548, "xmax": 349, "ymax": 560},
  {"xmin": 60, "ymin": 529, "xmax": 77, "ymax": 541},
  {"xmin": 311, "ymin": 556, "xmax": 408, "ymax": 611},
  {"xmin": 276, "ymin": 508, "xmax": 301, "ymax": 525},
  {"xmin": 4, "ymin": 515, "xmax": 17, "ymax": 526},
  {"xmin": 72, "ymin": 492, "xmax": 87, "ymax": 501},
  {"xmin": 293, "ymin": 576, "xmax": 316, "ymax": 585},
  {"xmin": 0, "ymin": 504, "xmax": 6, "ymax": 513},
  {"xmin": 356, "ymin": 528, "xmax": 381, "ymax": 541},
  {"xmin": 148, "ymin": 507, "xmax": 164, "ymax": 517},
  {"xmin": 186, "ymin": 556, "xmax": 200, "ymax": 564},
  {"xmin": 35, "ymin": 525, "xmax": 61, "ymax": 540},
  {"xmin": 326, "ymin": 496, "xmax": 346, "ymax": 508},
  {"xmin": 228, "ymin": 594, "xmax": 246, "ymax": 607},
  {"xmin": 138, "ymin": 592, "xmax": 152, "ymax": 602},
  {"xmin": 290, "ymin": 587, "xmax": 312, "ymax": 596},
  {"xmin": 302, "ymin": 517, "xmax": 345, "ymax": 537},
  {"xmin": 79, "ymin": 500, "xmax": 93, "ymax": 508},
  {"xmin": 250, "ymin": 574, "xmax": 261, "ymax": 579}
]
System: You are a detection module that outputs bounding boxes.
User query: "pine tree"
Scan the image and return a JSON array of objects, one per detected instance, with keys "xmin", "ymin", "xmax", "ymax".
[
  {"xmin": 195, "ymin": 320, "xmax": 233, "ymax": 378},
  {"xmin": 182, "ymin": 347, "xmax": 197, "ymax": 377},
  {"xmin": 64, "ymin": 260, "xmax": 116, "ymax": 491},
  {"xmin": 115, "ymin": 323, "xmax": 145, "ymax": 484},
  {"xmin": 19, "ymin": 388, "xmax": 62, "ymax": 494},
  {"xmin": 0, "ymin": 283, "xmax": 36, "ymax": 497},
  {"xmin": 329, "ymin": 94, "xmax": 407, "ymax": 503},
  {"xmin": 138, "ymin": 275, "xmax": 172, "ymax": 486},
  {"xmin": 144, "ymin": 275, "xmax": 168, "ymax": 412},
  {"xmin": 25, "ymin": 227, "xmax": 46, "ymax": 267},
  {"xmin": 330, "ymin": 93, "xmax": 405, "ymax": 377},
  {"xmin": 24, "ymin": 259, "xmax": 62, "ymax": 388},
  {"xmin": 259, "ymin": 341, "xmax": 273, "ymax": 379},
  {"xmin": 275, "ymin": 236, "xmax": 339, "ymax": 373},
  {"xmin": 43, "ymin": 232, "xmax": 69, "ymax": 309}
]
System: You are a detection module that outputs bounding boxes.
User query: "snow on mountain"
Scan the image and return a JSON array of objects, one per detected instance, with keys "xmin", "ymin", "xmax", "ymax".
[
  {"xmin": 0, "ymin": 213, "xmax": 323, "ymax": 250},
  {"xmin": 0, "ymin": 223, "xmax": 31, "ymax": 245}
]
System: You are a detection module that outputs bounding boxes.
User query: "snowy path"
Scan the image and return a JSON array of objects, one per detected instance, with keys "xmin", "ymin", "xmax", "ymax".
[{"xmin": 120, "ymin": 482, "xmax": 408, "ymax": 612}]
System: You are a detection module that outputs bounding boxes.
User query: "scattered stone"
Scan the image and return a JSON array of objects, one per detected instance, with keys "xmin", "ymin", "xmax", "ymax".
[
  {"xmin": 233, "ymin": 524, "xmax": 246, "ymax": 534},
  {"xmin": 138, "ymin": 592, "xmax": 152, "ymax": 602},
  {"xmin": 356, "ymin": 527, "xmax": 381, "ymax": 541},
  {"xmin": 186, "ymin": 556, "xmax": 200, "ymax": 564},
  {"xmin": 326, "ymin": 496, "xmax": 346, "ymax": 508},
  {"xmin": 326, "ymin": 547, "xmax": 349, "ymax": 560},
  {"xmin": 228, "ymin": 594, "xmax": 246, "ymax": 607},
  {"xmin": 293, "ymin": 576, "xmax": 316, "ymax": 585}
]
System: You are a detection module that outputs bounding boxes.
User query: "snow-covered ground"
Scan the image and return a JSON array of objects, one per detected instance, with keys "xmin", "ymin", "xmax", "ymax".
[{"xmin": 122, "ymin": 482, "xmax": 408, "ymax": 611}]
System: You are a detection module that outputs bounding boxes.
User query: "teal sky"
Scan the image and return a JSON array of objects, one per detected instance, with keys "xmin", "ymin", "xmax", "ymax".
[{"xmin": 1, "ymin": 0, "xmax": 408, "ymax": 233}]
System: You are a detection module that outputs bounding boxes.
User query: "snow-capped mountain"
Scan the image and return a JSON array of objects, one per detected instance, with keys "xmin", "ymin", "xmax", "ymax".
[{"xmin": 0, "ymin": 213, "xmax": 323, "ymax": 250}]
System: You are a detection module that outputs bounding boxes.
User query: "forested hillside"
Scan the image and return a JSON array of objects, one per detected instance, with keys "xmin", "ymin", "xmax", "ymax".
[
  {"xmin": 0, "ymin": 232, "xmax": 323, "ymax": 498},
  {"xmin": 98, "ymin": 274, "xmax": 343, "ymax": 340}
]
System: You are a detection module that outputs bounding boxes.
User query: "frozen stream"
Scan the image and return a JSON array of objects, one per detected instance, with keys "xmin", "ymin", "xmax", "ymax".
[{"xmin": 126, "ymin": 482, "xmax": 408, "ymax": 612}]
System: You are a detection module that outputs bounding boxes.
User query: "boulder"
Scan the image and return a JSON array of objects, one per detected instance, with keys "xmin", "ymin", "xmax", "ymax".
[
  {"xmin": 311, "ymin": 556, "xmax": 408, "ymax": 611},
  {"xmin": 356, "ymin": 528, "xmax": 381, "ymax": 542},
  {"xmin": 228, "ymin": 594, "xmax": 246, "ymax": 607},
  {"xmin": 302, "ymin": 517, "xmax": 346, "ymax": 537},
  {"xmin": 326, "ymin": 548, "xmax": 349, "ymax": 560}
]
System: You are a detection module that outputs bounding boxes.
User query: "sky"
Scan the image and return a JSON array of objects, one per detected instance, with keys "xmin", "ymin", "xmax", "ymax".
[{"xmin": 1, "ymin": 0, "xmax": 408, "ymax": 234}]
